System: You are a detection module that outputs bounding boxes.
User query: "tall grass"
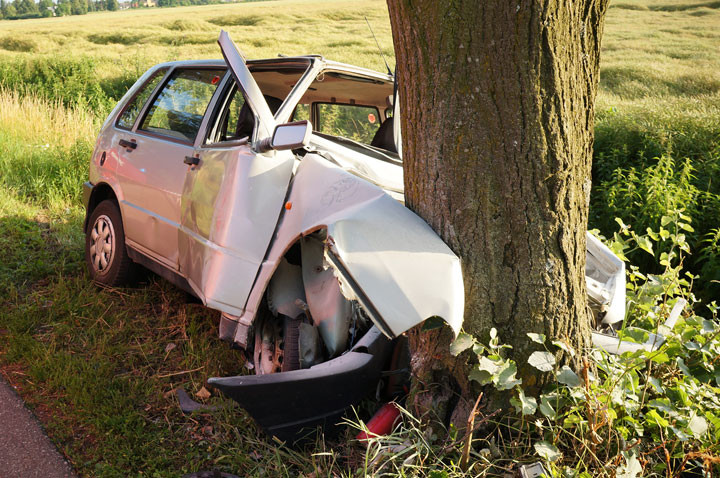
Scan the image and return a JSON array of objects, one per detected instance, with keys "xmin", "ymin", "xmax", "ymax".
[
  {"xmin": 0, "ymin": 1, "xmax": 719, "ymax": 475},
  {"xmin": 0, "ymin": 89, "xmax": 96, "ymax": 205}
]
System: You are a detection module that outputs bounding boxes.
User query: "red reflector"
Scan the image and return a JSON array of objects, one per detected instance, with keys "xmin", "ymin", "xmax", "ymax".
[
  {"xmin": 368, "ymin": 113, "xmax": 376, "ymax": 124},
  {"xmin": 356, "ymin": 402, "xmax": 401, "ymax": 441},
  {"xmin": 211, "ymin": 75, "xmax": 220, "ymax": 85},
  {"xmin": 285, "ymin": 201, "xmax": 292, "ymax": 210}
]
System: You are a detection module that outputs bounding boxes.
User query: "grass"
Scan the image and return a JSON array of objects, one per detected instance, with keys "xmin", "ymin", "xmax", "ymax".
[{"xmin": 0, "ymin": 0, "xmax": 719, "ymax": 476}]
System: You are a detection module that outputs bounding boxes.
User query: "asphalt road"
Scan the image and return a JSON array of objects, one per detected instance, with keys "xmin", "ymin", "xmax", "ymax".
[{"xmin": 0, "ymin": 378, "xmax": 77, "ymax": 478}]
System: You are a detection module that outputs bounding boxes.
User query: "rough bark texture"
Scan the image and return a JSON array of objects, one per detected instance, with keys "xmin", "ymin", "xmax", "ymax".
[{"xmin": 387, "ymin": 0, "xmax": 609, "ymax": 423}]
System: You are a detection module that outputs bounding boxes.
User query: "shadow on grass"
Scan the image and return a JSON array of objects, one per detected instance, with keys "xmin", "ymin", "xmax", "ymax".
[{"xmin": 0, "ymin": 213, "xmax": 278, "ymax": 476}]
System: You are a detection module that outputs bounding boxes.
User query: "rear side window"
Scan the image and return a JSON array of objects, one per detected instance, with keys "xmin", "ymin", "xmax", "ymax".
[
  {"xmin": 140, "ymin": 68, "xmax": 225, "ymax": 142},
  {"xmin": 116, "ymin": 68, "xmax": 167, "ymax": 130},
  {"xmin": 316, "ymin": 103, "xmax": 380, "ymax": 144}
]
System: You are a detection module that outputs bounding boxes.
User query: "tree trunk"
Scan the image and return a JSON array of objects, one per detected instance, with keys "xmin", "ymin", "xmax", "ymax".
[{"xmin": 387, "ymin": 0, "xmax": 609, "ymax": 423}]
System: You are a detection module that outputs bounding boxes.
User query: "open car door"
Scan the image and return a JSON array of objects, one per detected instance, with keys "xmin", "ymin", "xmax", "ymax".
[{"xmin": 178, "ymin": 31, "xmax": 296, "ymax": 315}]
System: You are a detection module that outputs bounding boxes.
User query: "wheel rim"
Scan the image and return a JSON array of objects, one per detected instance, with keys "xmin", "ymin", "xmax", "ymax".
[{"xmin": 90, "ymin": 215, "xmax": 116, "ymax": 274}]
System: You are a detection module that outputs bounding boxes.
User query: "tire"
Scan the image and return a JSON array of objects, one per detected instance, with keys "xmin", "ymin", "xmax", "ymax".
[
  {"xmin": 253, "ymin": 313, "xmax": 302, "ymax": 375},
  {"xmin": 85, "ymin": 199, "xmax": 134, "ymax": 286},
  {"xmin": 280, "ymin": 315, "xmax": 301, "ymax": 372}
]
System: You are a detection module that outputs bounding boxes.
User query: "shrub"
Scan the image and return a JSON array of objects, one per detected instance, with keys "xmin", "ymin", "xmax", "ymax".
[
  {"xmin": 351, "ymin": 217, "xmax": 720, "ymax": 476},
  {"xmin": 0, "ymin": 56, "xmax": 140, "ymax": 115},
  {"xmin": 592, "ymin": 105, "xmax": 720, "ymax": 301}
]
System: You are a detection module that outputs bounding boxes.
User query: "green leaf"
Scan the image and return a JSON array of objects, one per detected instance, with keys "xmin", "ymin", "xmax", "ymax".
[
  {"xmin": 671, "ymin": 426, "xmax": 690, "ymax": 442},
  {"xmin": 646, "ymin": 409, "xmax": 669, "ymax": 428},
  {"xmin": 468, "ymin": 367, "xmax": 493, "ymax": 385},
  {"xmin": 534, "ymin": 441, "xmax": 561, "ymax": 462},
  {"xmin": 477, "ymin": 356, "xmax": 501, "ymax": 375},
  {"xmin": 661, "ymin": 215, "xmax": 672, "ymax": 227},
  {"xmin": 528, "ymin": 351, "xmax": 556, "ymax": 372},
  {"xmin": 636, "ymin": 236, "xmax": 654, "ymax": 256},
  {"xmin": 648, "ymin": 377, "xmax": 664, "ymax": 394},
  {"xmin": 649, "ymin": 352, "xmax": 670, "ymax": 364},
  {"xmin": 688, "ymin": 415, "xmax": 708, "ymax": 438},
  {"xmin": 556, "ymin": 365, "xmax": 581, "ymax": 388},
  {"xmin": 449, "ymin": 332, "xmax": 474, "ymax": 356},
  {"xmin": 679, "ymin": 222, "xmax": 694, "ymax": 233},
  {"xmin": 676, "ymin": 357, "xmax": 691, "ymax": 376},
  {"xmin": 495, "ymin": 361, "xmax": 522, "ymax": 390},
  {"xmin": 510, "ymin": 388, "xmax": 537, "ymax": 416},
  {"xmin": 527, "ymin": 332, "xmax": 546, "ymax": 344},
  {"xmin": 539, "ymin": 395, "xmax": 556, "ymax": 419}
]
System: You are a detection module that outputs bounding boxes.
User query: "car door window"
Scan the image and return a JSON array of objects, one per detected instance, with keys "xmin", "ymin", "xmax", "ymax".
[
  {"xmin": 206, "ymin": 83, "xmax": 254, "ymax": 144},
  {"xmin": 316, "ymin": 103, "xmax": 381, "ymax": 144},
  {"xmin": 140, "ymin": 68, "xmax": 225, "ymax": 143},
  {"xmin": 116, "ymin": 67, "xmax": 168, "ymax": 130}
]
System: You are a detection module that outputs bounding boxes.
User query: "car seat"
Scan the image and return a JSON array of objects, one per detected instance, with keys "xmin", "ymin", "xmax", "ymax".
[{"xmin": 370, "ymin": 117, "xmax": 397, "ymax": 153}]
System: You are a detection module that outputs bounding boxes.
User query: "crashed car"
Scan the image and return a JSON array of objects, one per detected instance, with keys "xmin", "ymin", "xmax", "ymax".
[{"xmin": 83, "ymin": 31, "xmax": 626, "ymax": 440}]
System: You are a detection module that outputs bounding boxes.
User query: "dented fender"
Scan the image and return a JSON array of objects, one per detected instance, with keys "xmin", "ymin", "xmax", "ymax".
[{"xmin": 220, "ymin": 153, "xmax": 464, "ymax": 345}]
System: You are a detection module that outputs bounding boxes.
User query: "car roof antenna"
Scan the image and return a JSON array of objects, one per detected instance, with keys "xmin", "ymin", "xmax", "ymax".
[{"xmin": 364, "ymin": 16, "xmax": 392, "ymax": 76}]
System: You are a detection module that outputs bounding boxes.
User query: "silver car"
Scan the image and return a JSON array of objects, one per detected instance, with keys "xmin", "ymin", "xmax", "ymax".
[
  {"xmin": 84, "ymin": 32, "xmax": 626, "ymax": 440},
  {"xmin": 83, "ymin": 31, "xmax": 464, "ymax": 440}
]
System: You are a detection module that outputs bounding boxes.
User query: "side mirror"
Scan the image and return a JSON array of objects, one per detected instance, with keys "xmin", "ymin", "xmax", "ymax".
[{"xmin": 258, "ymin": 120, "xmax": 312, "ymax": 152}]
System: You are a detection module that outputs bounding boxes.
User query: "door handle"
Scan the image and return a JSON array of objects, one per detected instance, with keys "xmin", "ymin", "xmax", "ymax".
[
  {"xmin": 119, "ymin": 139, "xmax": 137, "ymax": 150},
  {"xmin": 184, "ymin": 156, "xmax": 200, "ymax": 166}
]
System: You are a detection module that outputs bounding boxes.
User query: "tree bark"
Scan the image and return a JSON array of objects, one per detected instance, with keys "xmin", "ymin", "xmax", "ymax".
[{"xmin": 387, "ymin": 0, "xmax": 609, "ymax": 422}]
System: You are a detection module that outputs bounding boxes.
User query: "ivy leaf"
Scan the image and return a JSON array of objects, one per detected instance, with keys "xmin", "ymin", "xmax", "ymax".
[
  {"xmin": 533, "ymin": 441, "xmax": 561, "ymax": 462},
  {"xmin": 528, "ymin": 351, "xmax": 556, "ymax": 372},
  {"xmin": 495, "ymin": 361, "xmax": 522, "ymax": 390},
  {"xmin": 510, "ymin": 388, "xmax": 537, "ymax": 416},
  {"xmin": 450, "ymin": 332, "xmax": 475, "ymax": 356},
  {"xmin": 527, "ymin": 333, "xmax": 546, "ymax": 344},
  {"xmin": 688, "ymin": 415, "xmax": 708, "ymax": 438},
  {"xmin": 556, "ymin": 365, "xmax": 581, "ymax": 388}
]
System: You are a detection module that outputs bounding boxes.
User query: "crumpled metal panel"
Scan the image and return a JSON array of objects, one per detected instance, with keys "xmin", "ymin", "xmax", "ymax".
[
  {"xmin": 585, "ymin": 233, "xmax": 626, "ymax": 325},
  {"xmin": 267, "ymin": 258, "xmax": 306, "ymax": 319},
  {"xmin": 225, "ymin": 153, "xmax": 465, "ymax": 341},
  {"xmin": 301, "ymin": 236, "xmax": 352, "ymax": 356},
  {"xmin": 179, "ymin": 145, "xmax": 295, "ymax": 316}
]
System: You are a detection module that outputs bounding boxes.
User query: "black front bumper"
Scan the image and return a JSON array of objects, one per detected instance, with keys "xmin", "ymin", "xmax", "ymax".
[{"xmin": 208, "ymin": 326, "xmax": 393, "ymax": 442}]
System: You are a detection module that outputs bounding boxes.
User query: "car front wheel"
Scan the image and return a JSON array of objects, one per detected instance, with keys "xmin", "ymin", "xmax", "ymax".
[{"xmin": 85, "ymin": 199, "xmax": 133, "ymax": 286}]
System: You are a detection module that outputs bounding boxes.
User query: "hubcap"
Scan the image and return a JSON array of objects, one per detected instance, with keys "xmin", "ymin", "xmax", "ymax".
[{"xmin": 90, "ymin": 215, "xmax": 115, "ymax": 274}]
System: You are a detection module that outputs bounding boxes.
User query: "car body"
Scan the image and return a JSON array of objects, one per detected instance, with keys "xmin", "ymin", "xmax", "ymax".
[{"xmin": 83, "ymin": 32, "xmax": 625, "ymax": 440}]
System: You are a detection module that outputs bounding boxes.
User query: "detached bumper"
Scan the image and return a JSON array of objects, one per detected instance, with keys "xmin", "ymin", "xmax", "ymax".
[{"xmin": 208, "ymin": 326, "xmax": 393, "ymax": 442}]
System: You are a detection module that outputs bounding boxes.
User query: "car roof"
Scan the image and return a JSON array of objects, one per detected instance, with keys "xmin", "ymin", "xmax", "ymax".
[{"xmin": 152, "ymin": 57, "xmax": 392, "ymax": 82}]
